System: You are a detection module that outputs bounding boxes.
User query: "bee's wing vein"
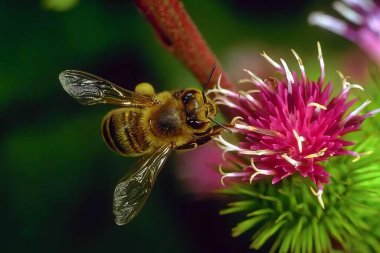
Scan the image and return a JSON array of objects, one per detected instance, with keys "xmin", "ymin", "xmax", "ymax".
[{"xmin": 113, "ymin": 145, "xmax": 172, "ymax": 225}]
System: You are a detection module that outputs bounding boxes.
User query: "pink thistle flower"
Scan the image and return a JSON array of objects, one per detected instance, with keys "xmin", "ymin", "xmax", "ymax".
[
  {"xmin": 209, "ymin": 43, "xmax": 379, "ymax": 207},
  {"xmin": 309, "ymin": 0, "xmax": 380, "ymax": 65}
]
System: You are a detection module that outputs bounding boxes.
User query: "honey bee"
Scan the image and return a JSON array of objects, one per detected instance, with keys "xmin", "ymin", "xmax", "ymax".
[{"xmin": 59, "ymin": 69, "xmax": 224, "ymax": 225}]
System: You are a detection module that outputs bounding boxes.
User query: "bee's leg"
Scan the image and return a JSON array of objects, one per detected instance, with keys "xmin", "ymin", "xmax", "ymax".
[
  {"xmin": 176, "ymin": 142, "xmax": 198, "ymax": 151},
  {"xmin": 176, "ymin": 134, "xmax": 215, "ymax": 151},
  {"xmin": 193, "ymin": 127, "xmax": 213, "ymax": 137},
  {"xmin": 176, "ymin": 125, "xmax": 226, "ymax": 151}
]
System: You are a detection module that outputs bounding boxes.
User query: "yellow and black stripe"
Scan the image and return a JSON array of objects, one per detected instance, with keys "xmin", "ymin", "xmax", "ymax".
[{"xmin": 101, "ymin": 109, "xmax": 148, "ymax": 156}]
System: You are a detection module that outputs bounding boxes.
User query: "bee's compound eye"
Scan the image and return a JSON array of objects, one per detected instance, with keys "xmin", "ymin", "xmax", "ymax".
[
  {"xmin": 186, "ymin": 117, "xmax": 206, "ymax": 130},
  {"xmin": 182, "ymin": 91, "xmax": 195, "ymax": 105}
]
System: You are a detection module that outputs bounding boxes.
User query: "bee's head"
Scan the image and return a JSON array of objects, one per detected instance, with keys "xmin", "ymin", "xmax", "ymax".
[{"xmin": 174, "ymin": 89, "xmax": 217, "ymax": 132}]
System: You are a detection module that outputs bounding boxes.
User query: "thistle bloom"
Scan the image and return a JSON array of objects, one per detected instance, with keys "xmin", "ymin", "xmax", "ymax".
[
  {"xmin": 309, "ymin": 0, "xmax": 380, "ymax": 65},
  {"xmin": 209, "ymin": 43, "xmax": 379, "ymax": 207}
]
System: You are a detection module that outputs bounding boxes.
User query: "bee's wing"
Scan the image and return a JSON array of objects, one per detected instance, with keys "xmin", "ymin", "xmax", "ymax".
[
  {"xmin": 59, "ymin": 70, "xmax": 155, "ymax": 107},
  {"xmin": 113, "ymin": 145, "xmax": 172, "ymax": 225}
]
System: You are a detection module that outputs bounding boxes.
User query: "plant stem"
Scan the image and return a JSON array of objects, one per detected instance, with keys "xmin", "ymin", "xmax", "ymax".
[{"xmin": 134, "ymin": 0, "xmax": 233, "ymax": 90}]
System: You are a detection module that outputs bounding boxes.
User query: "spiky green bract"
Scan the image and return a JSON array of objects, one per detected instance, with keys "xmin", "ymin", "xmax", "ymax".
[{"xmin": 219, "ymin": 136, "xmax": 380, "ymax": 253}]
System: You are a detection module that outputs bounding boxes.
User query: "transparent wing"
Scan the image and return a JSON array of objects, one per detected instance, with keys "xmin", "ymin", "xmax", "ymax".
[
  {"xmin": 113, "ymin": 145, "xmax": 172, "ymax": 225},
  {"xmin": 59, "ymin": 70, "xmax": 155, "ymax": 107}
]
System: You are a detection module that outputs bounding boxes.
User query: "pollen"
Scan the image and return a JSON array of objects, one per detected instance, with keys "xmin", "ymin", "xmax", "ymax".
[
  {"xmin": 293, "ymin": 129, "xmax": 305, "ymax": 153},
  {"xmin": 310, "ymin": 186, "xmax": 325, "ymax": 209},
  {"xmin": 281, "ymin": 154, "xmax": 301, "ymax": 167},
  {"xmin": 304, "ymin": 148, "xmax": 328, "ymax": 159},
  {"xmin": 307, "ymin": 102, "xmax": 327, "ymax": 110}
]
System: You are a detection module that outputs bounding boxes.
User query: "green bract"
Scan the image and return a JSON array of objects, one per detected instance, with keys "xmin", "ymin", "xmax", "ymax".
[{"xmin": 220, "ymin": 136, "xmax": 380, "ymax": 252}]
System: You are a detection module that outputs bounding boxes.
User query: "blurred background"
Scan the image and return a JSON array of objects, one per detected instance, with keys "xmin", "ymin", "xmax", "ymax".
[{"xmin": 1, "ymin": 0, "xmax": 376, "ymax": 252}]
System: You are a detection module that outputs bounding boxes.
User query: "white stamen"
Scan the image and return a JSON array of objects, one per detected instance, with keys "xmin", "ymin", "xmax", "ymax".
[
  {"xmin": 238, "ymin": 90, "xmax": 259, "ymax": 106},
  {"xmin": 333, "ymin": 1, "xmax": 363, "ymax": 24},
  {"xmin": 345, "ymin": 83, "xmax": 364, "ymax": 91},
  {"xmin": 220, "ymin": 175, "xmax": 228, "ymax": 186},
  {"xmin": 281, "ymin": 154, "xmax": 301, "ymax": 167},
  {"xmin": 261, "ymin": 52, "xmax": 283, "ymax": 71},
  {"xmin": 213, "ymin": 98, "xmax": 251, "ymax": 117},
  {"xmin": 213, "ymin": 135, "xmax": 241, "ymax": 152},
  {"xmin": 352, "ymin": 154, "xmax": 361, "ymax": 162},
  {"xmin": 245, "ymin": 89, "xmax": 261, "ymax": 94},
  {"xmin": 291, "ymin": 49, "xmax": 307, "ymax": 83},
  {"xmin": 343, "ymin": 0, "xmax": 374, "ymax": 12},
  {"xmin": 336, "ymin": 70, "xmax": 346, "ymax": 80},
  {"xmin": 337, "ymin": 71, "xmax": 349, "ymax": 90},
  {"xmin": 238, "ymin": 78, "xmax": 255, "ymax": 84},
  {"xmin": 230, "ymin": 116, "xmax": 244, "ymax": 125},
  {"xmin": 208, "ymin": 76, "xmax": 263, "ymax": 111},
  {"xmin": 206, "ymin": 74, "xmax": 224, "ymax": 95},
  {"xmin": 352, "ymin": 150, "xmax": 373, "ymax": 162},
  {"xmin": 235, "ymin": 123, "xmax": 279, "ymax": 137},
  {"xmin": 243, "ymin": 69, "xmax": 272, "ymax": 91},
  {"xmin": 368, "ymin": 14, "xmax": 380, "ymax": 35},
  {"xmin": 214, "ymin": 98, "xmax": 239, "ymax": 109},
  {"xmin": 239, "ymin": 90, "xmax": 263, "ymax": 108},
  {"xmin": 342, "ymin": 100, "xmax": 371, "ymax": 124},
  {"xmin": 240, "ymin": 149, "xmax": 277, "ymax": 156},
  {"xmin": 308, "ymin": 12, "xmax": 348, "ymax": 36},
  {"xmin": 213, "ymin": 135, "xmax": 276, "ymax": 156},
  {"xmin": 293, "ymin": 129, "xmax": 305, "ymax": 153},
  {"xmin": 366, "ymin": 108, "xmax": 380, "ymax": 117},
  {"xmin": 317, "ymin": 42, "xmax": 325, "ymax": 82},
  {"xmin": 249, "ymin": 159, "xmax": 274, "ymax": 183},
  {"xmin": 310, "ymin": 186, "xmax": 325, "ymax": 209},
  {"xmin": 281, "ymin": 173, "xmax": 291, "ymax": 180},
  {"xmin": 207, "ymin": 86, "xmax": 238, "ymax": 97},
  {"xmin": 304, "ymin": 148, "xmax": 328, "ymax": 159},
  {"xmin": 219, "ymin": 165, "xmax": 248, "ymax": 186},
  {"xmin": 337, "ymin": 71, "xmax": 364, "ymax": 91},
  {"xmin": 217, "ymin": 74, "xmax": 222, "ymax": 89},
  {"xmin": 219, "ymin": 165, "xmax": 227, "ymax": 186},
  {"xmin": 280, "ymin": 58, "xmax": 294, "ymax": 94},
  {"xmin": 308, "ymin": 102, "xmax": 327, "ymax": 111}
]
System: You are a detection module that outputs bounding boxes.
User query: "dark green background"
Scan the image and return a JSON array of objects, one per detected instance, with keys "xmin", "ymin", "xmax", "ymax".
[{"xmin": 1, "ymin": 1, "xmax": 364, "ymax": 252}]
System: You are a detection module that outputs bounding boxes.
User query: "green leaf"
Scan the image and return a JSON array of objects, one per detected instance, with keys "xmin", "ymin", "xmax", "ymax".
[
  {"xmin": 247, "ymin": 208, "xmax": 274, "ymax": 217},
  {"xmin": 269, "ymin": 229, "xmax": 286, "ymax": 253},
  {"xmin": 325, "ymin": 220, "xmax": 344, "ymax": 245},
  {"xmin": 219, "ymin": 200, "xmax": 256, "ymax": 215},
  {"xmin": 279, "ymin": 227, "xmax": 295, "ymax": 253},
  {"xmin": 275, "ymin": 211, "xmax": 292, "ymax": 223},
  {"xmin": 250, "ymin": 221, "xmax": 286, "ymax": 249},
  {"xmin": 306, "ymin": 225, "xmax": 313, "ymax": 253},
  {"xmin": 312, "ymin": 218, "xmax": 322, "ymax": 253},
  {"xmin": 319, "ymin": 224, "xmax": 332, "ymax": 252},
  {"xmin": 291, "ymin": 216, "xmax": 306, "ymax": 251},
  {"xmin": 220, "ymin": 133, "xmax": 380, "ymax": 252},
  {"xmin": 231, "ymin": 215, "xmax": 267, "ymax": 237}
]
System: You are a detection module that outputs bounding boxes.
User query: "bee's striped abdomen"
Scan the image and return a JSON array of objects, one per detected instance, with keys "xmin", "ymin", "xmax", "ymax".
[{"xmin": 101, "ymin": 109, "xmax": 149, "ymax": 156}]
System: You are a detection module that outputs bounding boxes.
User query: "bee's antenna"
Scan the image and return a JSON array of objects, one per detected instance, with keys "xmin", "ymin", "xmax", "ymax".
[
  {"xmin": 209, "ymin": 118, "xmax": 232, "ymax": 132},
  {"xmin": 202, "ymin": 63, "xmax": 217, "ymax": 103},
  {"xmin": 201, "ymin": 90, "xmax": 208, "ymax": 103},
  {"xmin": 204, "ymin": 63, "xmax": 217, "ymax": 90}
]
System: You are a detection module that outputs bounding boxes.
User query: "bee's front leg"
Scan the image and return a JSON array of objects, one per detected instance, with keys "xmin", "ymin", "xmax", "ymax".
[
  {"xmin": 176, "ymin": 125, "xmax": 226, "ymax": 151},
  {"xmin": 176, "ymin": 142, "xmax": 198, "ymax": 151}
]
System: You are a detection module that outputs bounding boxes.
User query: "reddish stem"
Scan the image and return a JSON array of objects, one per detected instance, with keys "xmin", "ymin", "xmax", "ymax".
[{"xmin": 134, "ymin": 0, "xmax": 233, "ymax": 90}]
